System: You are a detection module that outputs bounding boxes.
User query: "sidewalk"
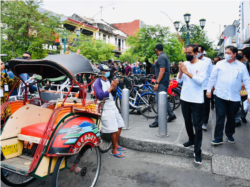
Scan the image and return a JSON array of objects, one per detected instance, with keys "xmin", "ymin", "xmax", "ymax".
[{"xmin": 119, "ymin": 107, "xmax": 250, "ymax": 181}]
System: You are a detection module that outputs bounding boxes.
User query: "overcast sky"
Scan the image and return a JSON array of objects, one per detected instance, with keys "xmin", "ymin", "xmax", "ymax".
[{"xmin": 42, "ymin": 0, "xmax": 242, "ymax": 46}]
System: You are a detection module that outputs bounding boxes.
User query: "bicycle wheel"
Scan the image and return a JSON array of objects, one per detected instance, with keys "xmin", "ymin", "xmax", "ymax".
[
  {"xmin": 168, "ymin": 94, "xmax": 176, "ymax": 111},
  {"xmin": 115, "ymin": 96, "xmax": 136, "ymax": 113},
  {"xmin": 52, "ymin": 145, "xmax": 101, "ymax": 187},
  {"xmin": 172, "ymin": 88, "xmax": 181, "ymax": 109},
  {"xmin": 138, "ymin": 93, "xmax": 157, "ymax": 118},
  {"xmin": 98, "ymin": 133, "xmax": 112, "ymax": 153},
  {"xmin": 1, "ymin": 168, "xmax": 34, "ymax": 187}
]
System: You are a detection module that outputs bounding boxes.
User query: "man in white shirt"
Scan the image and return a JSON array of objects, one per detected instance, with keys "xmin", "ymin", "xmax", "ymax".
[
  {"xmin": 196, "ymin": 45, "xmax": 213, "ymax": 131},
  {"xmin": 206, "ymin": 46, "xmax": 250, "ymax": 145},
  {"xmin": 177, "ymin": 44, "xmax": 207, "ymax": 164}
]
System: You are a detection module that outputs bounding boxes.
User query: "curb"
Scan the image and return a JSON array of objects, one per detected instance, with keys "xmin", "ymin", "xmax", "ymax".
[{"xmin": 119, "ymin": 136, "xmax": 213, "ymax": 160}]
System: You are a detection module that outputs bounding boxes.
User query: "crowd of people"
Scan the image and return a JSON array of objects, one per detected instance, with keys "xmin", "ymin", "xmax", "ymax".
[{"xmin": 1, "ymin": 43, "xmax": 250, "ymax": 164}]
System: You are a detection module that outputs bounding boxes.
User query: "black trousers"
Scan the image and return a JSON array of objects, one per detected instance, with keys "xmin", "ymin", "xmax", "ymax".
[
  {"xmin": 86, "ymin": 76, "xmax": 92, "ymax": 91},
  {"xmin": 214, "ymin": 96, "xmax": 240, "ymax": 141},
  {"xmin": 181, "ymin": 100, "xmax": 203, "ymax": 155},
  {"xmin": 201, "ymin": 90, "xmax": 210, "ymax": 125}
]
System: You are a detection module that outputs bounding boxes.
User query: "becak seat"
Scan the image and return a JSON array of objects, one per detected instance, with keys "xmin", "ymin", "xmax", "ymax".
[{"xmin": 20, "ymin": 122, "xmax": 49, "ymax": 138}]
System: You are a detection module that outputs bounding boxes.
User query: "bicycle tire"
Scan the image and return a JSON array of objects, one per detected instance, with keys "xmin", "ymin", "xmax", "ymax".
[
  {"xmin": 172, "ymin": 88, "xmax": 181, "ymax": 109},
  {"xmin": 168, "ymin": 93, "xmax": 176, "ymax": 111},
  {"xmin": 98, "ymin": 133, "xmax": 112, "ymax": 153},
  {"xmin": 115, "ymin": 95, "xmax": 136, "ymax": 113},
  {"xmin": 51, "ymin": 146, "xmax": 101, "ymax": 187},
  {"xmin": 138, "ymin": 93, "xmax": 157, "ymax": 118}
]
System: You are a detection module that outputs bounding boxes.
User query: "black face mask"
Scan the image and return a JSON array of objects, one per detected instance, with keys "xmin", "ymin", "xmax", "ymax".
[
  {"xmin": 236, "ymin": 54, "xmax": 243, "ymax": 60},
  {"xmin": 186, "ymin": 54, "xmax": 194, "ymax": 62}
]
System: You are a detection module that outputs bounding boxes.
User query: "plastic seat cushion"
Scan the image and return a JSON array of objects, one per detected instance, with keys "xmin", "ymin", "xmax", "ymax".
[{"xmin": 20, "ymin": 123, "xmax": 49, "ymax": 138}]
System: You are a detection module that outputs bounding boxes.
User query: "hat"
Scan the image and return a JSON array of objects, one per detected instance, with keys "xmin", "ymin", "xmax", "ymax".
[{"xmin": 98, "ymin": 64, "xmax": 111, "ymax": 71}]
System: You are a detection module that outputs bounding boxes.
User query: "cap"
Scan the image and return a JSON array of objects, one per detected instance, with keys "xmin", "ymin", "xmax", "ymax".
[{"xmin": 98, "ymin": 64, "xmax": 111, "ymax": 71}]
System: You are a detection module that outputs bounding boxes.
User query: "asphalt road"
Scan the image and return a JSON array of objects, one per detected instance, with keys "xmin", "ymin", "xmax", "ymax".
[{"xmin": 2, "ymin": 149, "xmax": 250, "ymax": 187}]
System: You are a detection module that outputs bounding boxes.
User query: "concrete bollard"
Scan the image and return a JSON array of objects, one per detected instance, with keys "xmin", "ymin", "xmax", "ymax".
[
  {"xmin": 157, "ymin": 91, "xmax": 169, "ymax": 137},
  {"xmin": 121, "ymin": 88, "xmax": 130, "ymax": 130}
]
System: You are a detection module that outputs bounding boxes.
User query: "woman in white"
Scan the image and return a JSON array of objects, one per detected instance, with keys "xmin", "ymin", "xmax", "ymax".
[{"xmin": 177, "ymin": 44, "xmax": 207, "ymax": 164}]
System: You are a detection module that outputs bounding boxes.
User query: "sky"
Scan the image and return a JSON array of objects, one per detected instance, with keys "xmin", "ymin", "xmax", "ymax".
[{"xmin": 41, "ymin": 0, "xmax": 243, "ymax": 47}]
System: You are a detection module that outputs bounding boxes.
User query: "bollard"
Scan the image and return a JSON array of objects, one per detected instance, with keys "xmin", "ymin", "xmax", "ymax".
[
  {"xmin": 121, "ymin": 88, "xmax": 130, "ymax": 130},
  {"xmin": 157, "ymin": 91, "xmax": 169, "ymax": 137}
]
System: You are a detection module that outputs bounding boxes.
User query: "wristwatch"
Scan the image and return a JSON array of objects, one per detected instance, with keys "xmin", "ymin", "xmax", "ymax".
[{"xmin": 156, "ymin": 81, "xmax": 159, "ymax": 84}]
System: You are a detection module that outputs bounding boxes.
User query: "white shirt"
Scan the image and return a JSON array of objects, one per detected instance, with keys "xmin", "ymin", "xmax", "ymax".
[
  {"xmin": 200, "ymin": 56, "xmax": 213, "ymax": 90},
  {"xmin": 206, "ymin": 59, "xmax": 250, "ymax": 101},
  {"xmin": 177, "ymin": 60, "xmax": 207, "ymax": 103}
]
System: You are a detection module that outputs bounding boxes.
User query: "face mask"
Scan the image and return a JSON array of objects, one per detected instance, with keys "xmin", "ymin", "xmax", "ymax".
[
  {"xmin": 196, "ymin": 53, "xmax": 203, "ymax": 58},
  {"xmin": 236, "ymin": 54, "xmax": 243, "ymax": 60},
  {"xmin": 186, "ymin": 54, "xmax": 194, "ymax": 62},
  {"xmin": 225, "ymin": 54, "xmax": 233, "ymax": 61},
  {"xmin": 104, "ymin": 71, "xmax": 110, "ymax": 78}
]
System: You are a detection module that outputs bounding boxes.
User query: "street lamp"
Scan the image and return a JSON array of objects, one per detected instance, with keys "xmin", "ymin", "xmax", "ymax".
[
  {"xmin": 184, "ymin": 13, "xmax": 191, "ymax": 24},
  {"xmin": 174, "ymin": 13, "xmax": 206, "ymax": 45},
  {"xmin": 174, "ymin": 21, "xmax": 180, "ymax": 31},
  {"xmin": 75, "ymin": 28, "xmax": 81, "ymax": 37},
  {"xmin": 199, "ymin": 18, "xmax": 206, "ymax": 30}
]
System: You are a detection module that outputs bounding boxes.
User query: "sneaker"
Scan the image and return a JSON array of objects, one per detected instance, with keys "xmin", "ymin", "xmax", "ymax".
[
  {"xmin": 241, "ymin": 117, "xmax": 247, "ymax": 123},
  {"xmin": 202, "ymin": 124, "xmax": 207, "ymax": 130},
  {"xmin": 183, "ymin": 141, "xmax": 194, "ymax": 148},
  {"xmin": 235, "ymin": 121, "xmax": 241, "ymax": 127},
  {"xmin": 194, "ymin": 154, "xmax": 202, "ymax": 164},
  {"xmin": 211, "ymin": 139, "xmax": 223, "ymax": 145},
  {"xmin": 167, "ymin": 115, "xmax": 176, "ymax": 122},
  {"xmin": 227, "ymin": 136, "xmax": 235, "ymax": 144}
]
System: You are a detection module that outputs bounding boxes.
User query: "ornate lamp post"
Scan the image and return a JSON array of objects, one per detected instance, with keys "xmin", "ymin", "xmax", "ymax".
[{"xmin": 174, "ymin": 13, "xmax": 206, "ymax": 45}]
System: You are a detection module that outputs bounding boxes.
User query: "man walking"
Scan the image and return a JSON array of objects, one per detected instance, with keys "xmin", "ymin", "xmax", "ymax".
[
  {"xmin": 207, "ymin": 46, "xmax": 250, "ymax": 145},
  {"xmin": 149, "ymin": 44, "xmax": 176, "ymax": 128},
  {"xmin": 177, "ymin": 44, "xmax": 207, "ymax": 164},
  {"xmin": 196, "ymin": 45, "xmax": 213, "ymax": 131}
]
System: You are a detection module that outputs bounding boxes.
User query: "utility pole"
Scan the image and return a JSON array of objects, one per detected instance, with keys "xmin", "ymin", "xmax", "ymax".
[{"xmin": 100, "ymin": 6, "xmax": 103, "ymax": 19}]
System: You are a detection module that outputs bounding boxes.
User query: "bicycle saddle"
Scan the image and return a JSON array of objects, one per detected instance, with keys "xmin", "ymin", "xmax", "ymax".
[{"xmin": 133, "ymin": 84, "xmax": 144, "ymax": 88}]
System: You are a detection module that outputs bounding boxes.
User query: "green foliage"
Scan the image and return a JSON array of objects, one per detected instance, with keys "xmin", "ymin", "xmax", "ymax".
[
  {"xmin": 72, "ymin": 34, "xmax": 115, "ymax": 63},
  {"xmin": 206, "ymin": 48, "xmax": 218, "ymax": 59},
  {"xmin": 1, "ymin": 0, "xmax": 62, "ymax": 60},
  {"xmin": 181, "ymin": 25, "xmax": 213, "ymax": 50},
  {"xmin": 119, "ymin": 51, "xmax": 138, "ymax": 63},
  {"xmin": 126, "ymin": 25, "xmax": 186, "ymax": 63}
]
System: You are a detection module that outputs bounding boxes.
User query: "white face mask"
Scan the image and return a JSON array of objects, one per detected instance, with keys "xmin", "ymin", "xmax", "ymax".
[
  {"xmin": 196, "ymin": 53, "xmax": 203, "ymax": 58},
  {"xmin": 225, "ymin": 54, "xmax": 233, "ymax": 61}
]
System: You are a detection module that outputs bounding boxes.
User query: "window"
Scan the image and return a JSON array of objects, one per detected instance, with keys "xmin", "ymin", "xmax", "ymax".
[
  {"xmin": 115, "ymin": 38, "xmax": 117, "ymax": 44},
  {"xmin": 108, "ymin": 36, "xmax": 110, "ymax": 43},
  {"xmin": 99, "ymin": 33, "xmax": 101, "ymax": 39},
  {"xmin": 241, "ymin": 3, "xmax": 245, "ymax": 30},
  {"xmin": 103, "ymin": 34, "xmax": 106, "ymax": 42}
]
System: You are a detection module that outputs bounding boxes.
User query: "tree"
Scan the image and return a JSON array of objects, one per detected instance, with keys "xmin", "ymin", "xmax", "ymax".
[
  {"xmin": 126, "ymin": 24, "xmax": 185, "ymax": 63},
  {"xmin": 119, "ymin": 52, "xmax": 138, "ymax": 64},
  {"xmin": 180, "ymin": 25, "xmax": 213, "ymax": 50},
  {"xmin": 1, "ymin": 0, "xmax": 62, "ymax": 60},
  {"xmin": 71, "ymin": 34, "xmax": 115, "ymax": 63}
]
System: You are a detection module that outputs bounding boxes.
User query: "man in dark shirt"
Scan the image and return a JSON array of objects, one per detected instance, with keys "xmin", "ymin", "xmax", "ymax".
[
  {"xmin": 145, "ymin": 59, "xmax": 152, "ymax": 74},
  {"xmin": 125, "ymin": 62, "xmax": 132, "ymax": 76},
  {"xmin": 150, "ymin": 44, "xmax": 176, "ymax": 128},
  {"xmin": 108, "ymin": 59, "xmax": 116, "ymax": 81}
]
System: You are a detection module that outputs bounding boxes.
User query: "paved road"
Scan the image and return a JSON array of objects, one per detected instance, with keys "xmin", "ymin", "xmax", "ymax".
[{"xmin": 2, "ymin": 149, "xmax": 250, "ymax": 187}]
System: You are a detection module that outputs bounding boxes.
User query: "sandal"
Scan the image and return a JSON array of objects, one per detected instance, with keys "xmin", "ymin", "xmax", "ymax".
[
  {"xmin": 117, "ymin": 146, "xmax": 126, "ymax": 151},
  {"xmin": 110, "ymin": 152, "xmax": 124, "ymax": 158}
]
